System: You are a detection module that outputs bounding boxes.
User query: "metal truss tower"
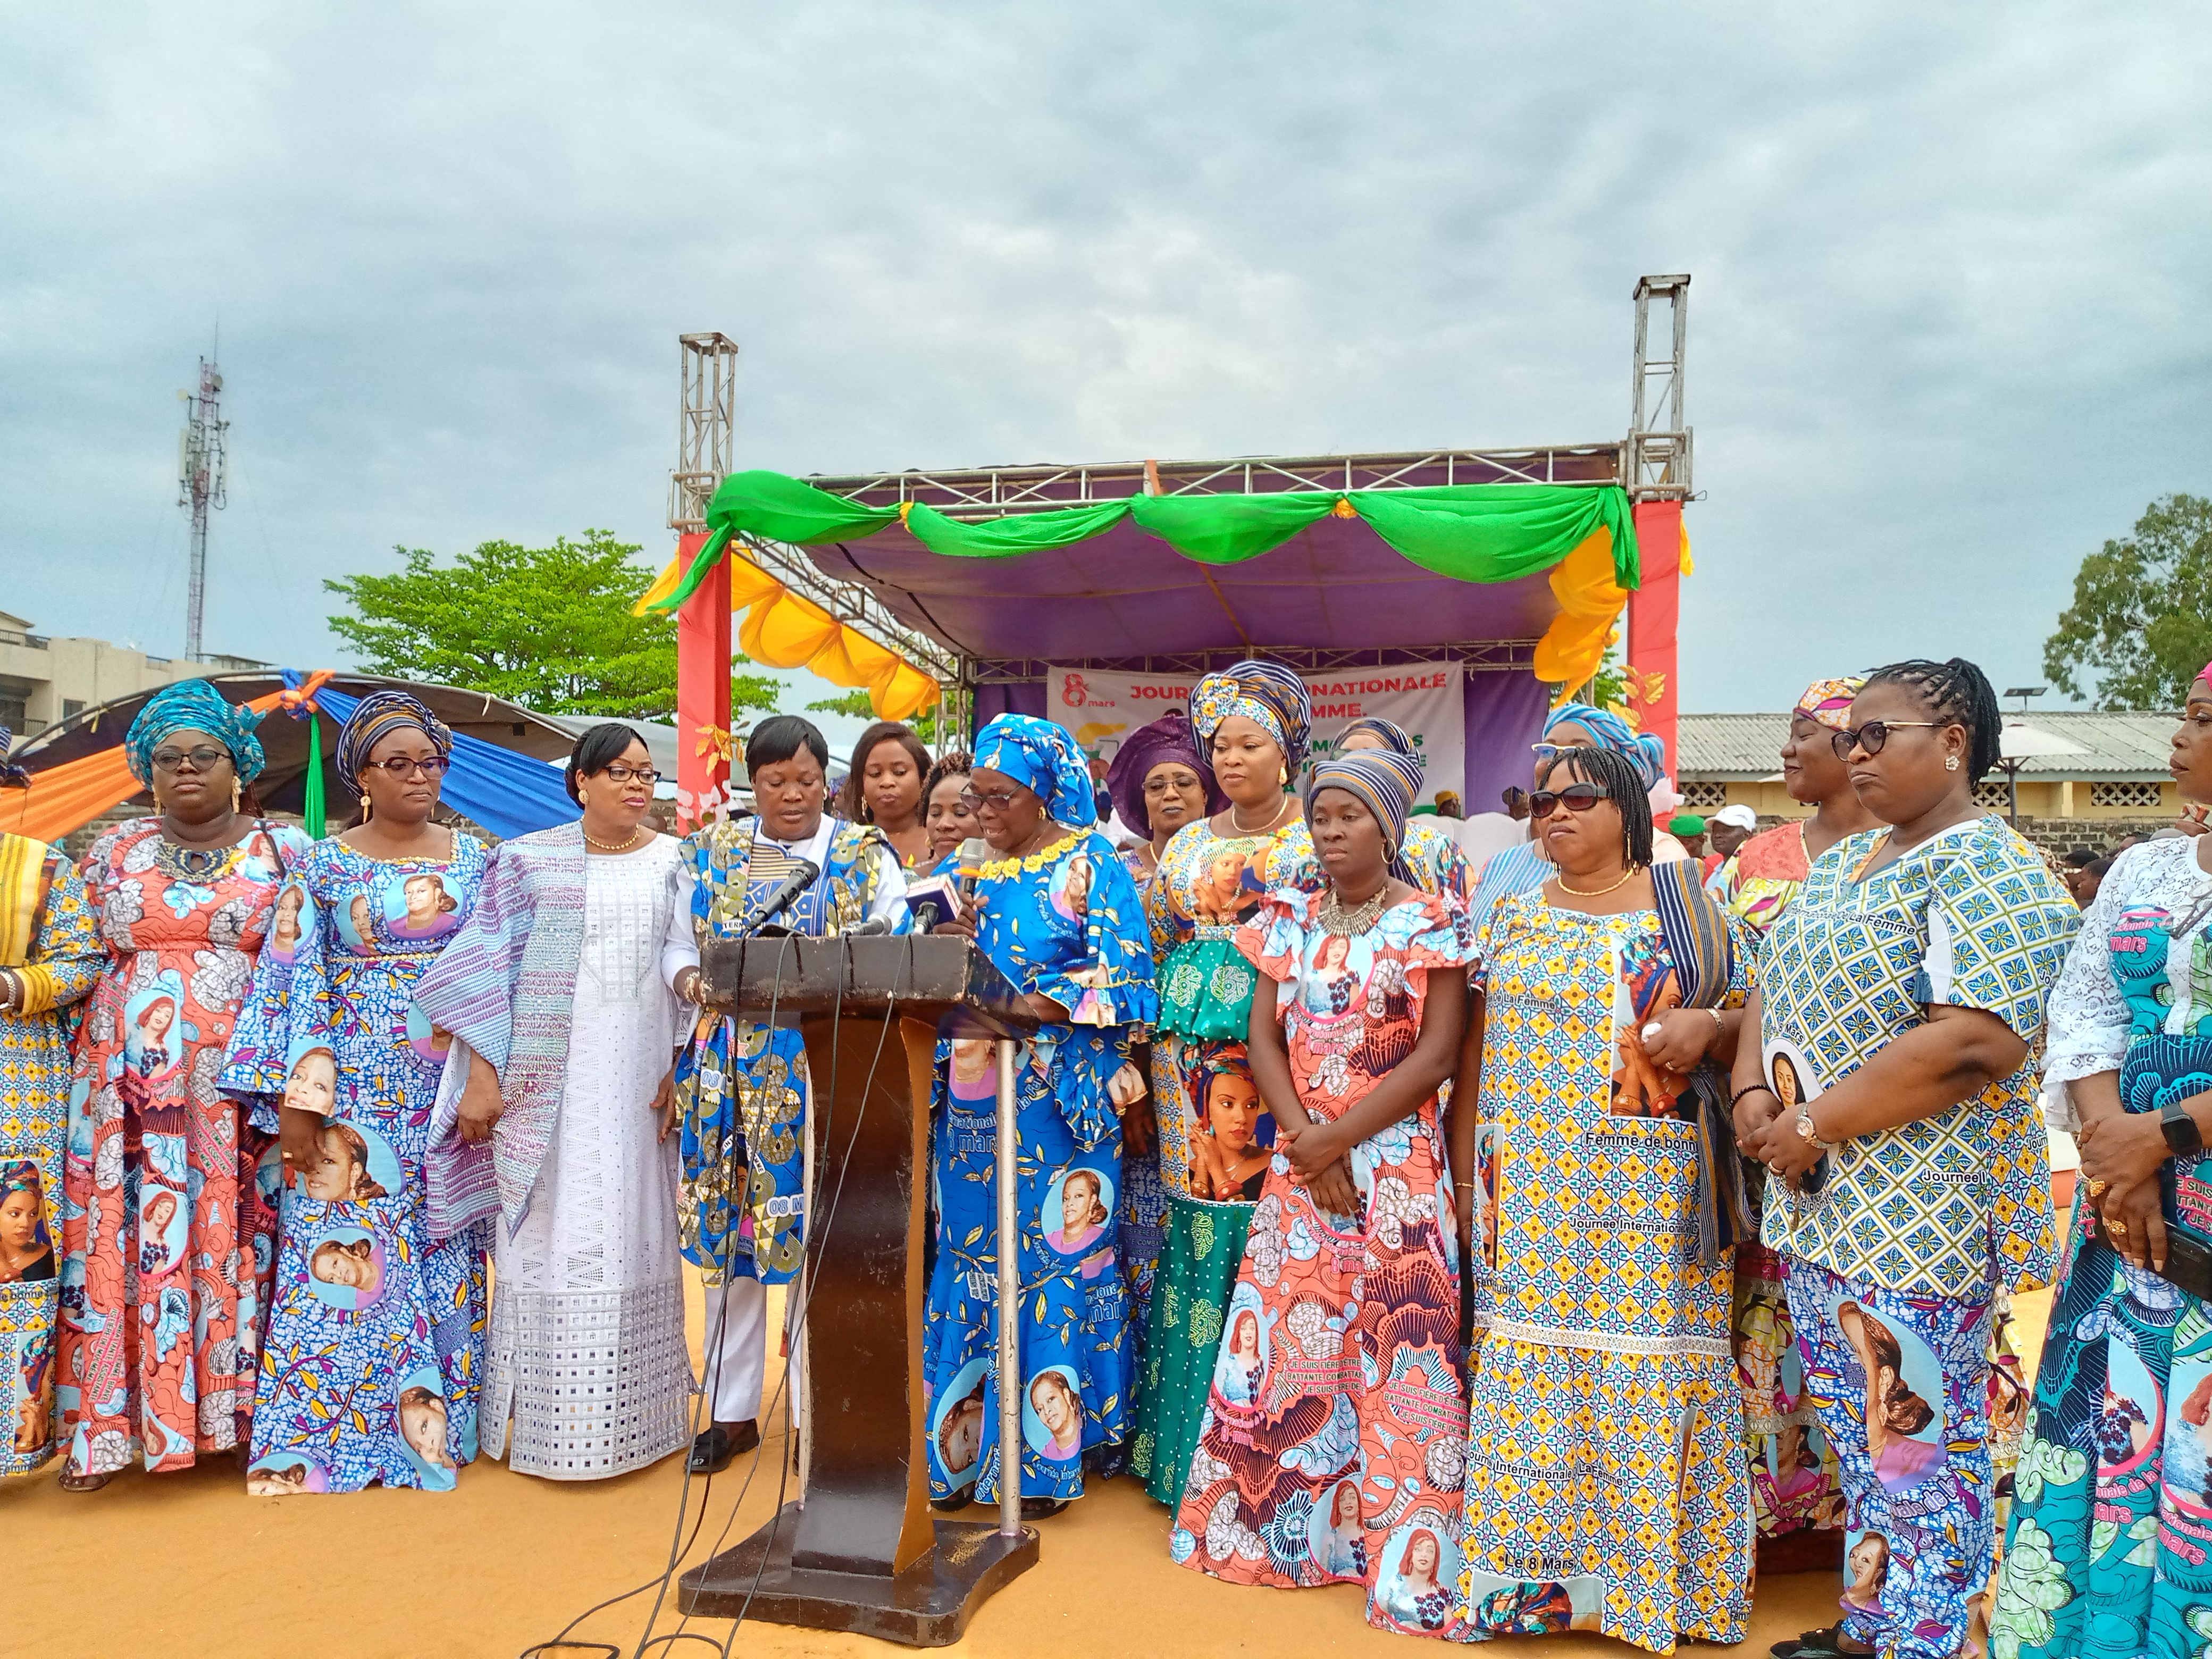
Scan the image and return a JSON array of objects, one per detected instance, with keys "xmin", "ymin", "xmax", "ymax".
[
  {"xmin": 1628, "ymin": 274, "xmax": 1691, "ymax": 501},
  {"xmin": 671, "ymin": 332, "xmax": 740, "ymax": 534},
  {"xmin": 178, "ymin": 356, "xmax": 229, "ymax": 661}
]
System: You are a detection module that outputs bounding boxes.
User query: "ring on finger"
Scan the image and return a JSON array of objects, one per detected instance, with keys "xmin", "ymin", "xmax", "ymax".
[{"xmin": 2087, "ymin": 1178, "xmax": 2109, "ymax": 1199}]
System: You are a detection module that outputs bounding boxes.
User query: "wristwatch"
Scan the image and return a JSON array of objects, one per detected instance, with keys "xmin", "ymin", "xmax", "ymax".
[
  {"xmin": 1793, "ymin": 1106, "xmax": 1830, "ymax": 1152},
  {"xmin": 2163, "ymin": 1098, "xmax": 2206, "ymax": 1157}
]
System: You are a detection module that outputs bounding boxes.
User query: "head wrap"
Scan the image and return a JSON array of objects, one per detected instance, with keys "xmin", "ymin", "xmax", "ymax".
[
  {"xmin": 123, "ymin": 678, "xmax": 267, "ymax": 786},
  {"xmin": 1543, "ymin": 701, "xmax": 1665, "ymax": 792},
  {"xmin": 336, "ymin": 690, "xmax": 454, "ymax": 793},
  {"xmin": 1305, "ymin": 747, "xmax": 1425, "ymax": 879},
  {"xmin": 1104, "ymin": 709, "xmax": 1225, "ymax": 839},
  {"xmin": 0, "ymin": 729, "xmax": 27, "ymax": 791},
  {"xmin": 1794, "ymin": 676, "xmax": 1867, "ymax": 734},
  {"xmin": 1191, "ymin": 659, "xmax": 1312, "ymax": 772},
  {"xmin": 1185, "ymin": 1042, "xmax": 1270, "ymax": 1148},
  {"xmin": 1338, "ymin": 714, "xmax": 1415, "ymax": 758},
  {"xmin": 973, "ymin": 714, "xmax": 1097, "ymax": 827}
]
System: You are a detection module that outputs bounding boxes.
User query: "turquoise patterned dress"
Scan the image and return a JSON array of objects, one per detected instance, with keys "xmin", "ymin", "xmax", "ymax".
[
  {"xmin": 0, "ymin": 836, "xmax": 103, "ymax": 1476},
  {"xmin": 220, "ymin": 836, "xmax": 491, "ymax": 1494},
  {"xmin": 923, "ymin": 828, "xmax": 1157, "ymax": 1507}
]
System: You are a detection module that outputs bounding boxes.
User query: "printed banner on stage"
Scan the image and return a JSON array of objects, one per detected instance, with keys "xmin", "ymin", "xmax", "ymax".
[{"xmin": 1047, "ymin": 664, "xmax": 1465, "ymax": 807}]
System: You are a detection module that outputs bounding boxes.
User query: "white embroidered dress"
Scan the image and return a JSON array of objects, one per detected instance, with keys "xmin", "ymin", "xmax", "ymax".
[{"xmin": 482, "ymin": 834, "xmax": 692, "ymax": 1479}]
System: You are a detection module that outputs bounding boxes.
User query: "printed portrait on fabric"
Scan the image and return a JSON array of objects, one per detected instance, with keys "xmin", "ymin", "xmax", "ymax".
[
  {"xmin": 948, "ymin": 1038, "xmax": 996, "ymax": 1109},
  {"xmin": 403, "ymin": 1001, "xmax": 454, "ymax": 1068},
  {"xmin": 1021, "ymin": 1364, "xmax": 1086, "ymax": 1463},
  {"xmin": 305, "ymin": 1224, "xmax": 389, "ymax": 1313},
  {"xmin": 1211, "ymin": 1283, "xmax": 1271, "ymax": 1409},
  {"xmin": 1182, "ymin": 1042, "xmax": 1273, "ymax": 1203},
  {"xmin": 3, "ymin": 1320, "xmax": 55, "ymax": 1456},
  {"xmin": 1048, "ymin": 851, "xmax": 1094, "ymax": 924},
  {"xmin": 1461, "ymin": 1568, "xmax": 1604, "ymax": 1635},
  {"xmin": 928, "ymin": 1357, "xmax": 989, "ymax": 1492},
  {"xmin": 1842, "ymin": 1528, "xmax": 1891, "ymax": 1615},
  {"xmin": 1292, "ymin": 931, "xmax": 1378, "ymax": 1021},
  {"xmin": 0, "ymin": 1160, "xmax": 57, "ymax": 1285},
  {"xmin": 135, "ymin": 1183, "xmax": 190, "ymax": 1279},
  {"xmin": 384, "ymin": 870, "xmax": 461, "ymax": 942},
  {"xmin": 1830, "ymin": 1296, "xmax": 1948, "ymax": 1495},
  {"xmin": 298, "ymin": 1118, "xmax": 398, "ymax": 1207},
  {"xmin": 245, "ymin": 1449, "xmax": 330, "ymax": 1496},
  {"xmin": 1190, "ymin": 841, "xmax": 1271, "ymax": 927},
  {"xmin": 395, "ymin": 1367, "xmax": 458, "ymax": 1490},
  {"xmin": 2163, "ymin": 1316, "xmax": 2212, "ymax": 1521},
  {"xmin": 1473, "ymin": 1121, "xmax": 1505, "ymax": 1275},
  {"xmin": 1608, "ymin": 933, "xmax": 1694, "ymax": 1121},
  {"xmin": 1041, "ymin": 1166, "xmax": 1116, "ymax": 1281},
  {"xmin": 118, "ymin": 971, "xmax": 190, "ymax": 1095},
  {"xmin": 1763, "ymin": 1035, "xmax": 1824, "ymax": 1117},
  {"xmin": 336, "ymin": 890, "xmax": 378, "ymax": 953},
  {"xmin": 280, "ymin": 1038, "xmax": 339, "ymax": 1121},
  {"xmin": 1375, "ymin": 1513, "xmax": 1464, "ymax": 1633},
  {"xmin": 267, "ymin": 882, "xmax": 315, "ymax": 964},
  {"xmin": 1305, "ymin": 1476, "xmax": 1369, "ymax": 1578}
]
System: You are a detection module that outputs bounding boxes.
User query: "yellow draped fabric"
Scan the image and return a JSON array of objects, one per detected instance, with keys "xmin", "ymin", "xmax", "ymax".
[
  {"xmin": 1530, "ymin": 527, "xmax": 1630, "ymax": 700},
  {"xmin": 637, "ymin": 549, "xmax": 944, "ymax": 723}
]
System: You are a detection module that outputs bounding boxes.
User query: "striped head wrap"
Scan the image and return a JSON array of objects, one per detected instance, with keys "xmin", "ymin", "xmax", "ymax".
[
  {"xmin": 1543, "ymin": 701, "xmax": 1665, "ymax": 792},
  {"xmin": 1794, "ymin": 676, "xmax": 1867, "ymax": 734},
  {"xmin": 974, "ymin": 714, "xmax": 1097, "ymax": 827},
  {"xmin": 123, "ymin": 678, "xmax": 267, "ymax": 785},
  {"xmin": 1104, "ymin": 709, "xmax": 1224, "ymax": 839},
  {"xmin": 1305, "ymin": 747, "xmax": 1425, "ymax": 878},
  {"xmin": 1191, "ymin": 659, "xmax": 1312, "ymax": 771},
  {"xmin": 1338, "ymin": 714, "xmax": 1415, "ymax": 757},
  {"xmin": 336, "ymin": 690, "xmax": 453, "ymax": 793}
]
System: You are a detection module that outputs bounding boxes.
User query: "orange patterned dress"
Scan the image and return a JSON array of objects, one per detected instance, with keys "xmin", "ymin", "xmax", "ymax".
[{"xmin": 58, "ymin": 818, "xmax": 308, "ymax": 1477}]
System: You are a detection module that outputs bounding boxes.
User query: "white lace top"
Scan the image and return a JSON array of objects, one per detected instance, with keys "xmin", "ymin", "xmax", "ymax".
[{"xmin": 2045, "ymin": 837, "xmax": 2212, "ymax": 1085}]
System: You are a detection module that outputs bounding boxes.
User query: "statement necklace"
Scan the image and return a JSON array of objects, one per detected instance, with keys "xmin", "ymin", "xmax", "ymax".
[
  {"xmin": 154, "ymin": 816, "xmax": 240, "ymax": 881},
  {"xmin": 582, "ymin": 825, "xmax": 645, "ymax": 853},
  {"xmin": 1318, "ymin": 885, "xmax": 1392, "ymax": 937},
  {"xmin": 1553, "ymin": 866, "xmax": 1638, "ymax": 898}
]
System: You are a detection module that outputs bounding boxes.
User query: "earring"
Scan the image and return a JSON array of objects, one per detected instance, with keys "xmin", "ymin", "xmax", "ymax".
[
  {"xmin": 1278, "ymin": 764, "xmax": 1289, "ymax": 786},
  {"xmin": 230, "ymin": 778, "xmax": 242, "ymax": 812},
  {"xmin": 1946, "ymin": 756, "xmax": 1960, "ymax": 772},
  {"xmin": 361, "ymin": 795, "xmax": 373, "ymax": 821},
  {"xmin": 579, "ymin": 789, "xmax": 590, "ymax": 809}
]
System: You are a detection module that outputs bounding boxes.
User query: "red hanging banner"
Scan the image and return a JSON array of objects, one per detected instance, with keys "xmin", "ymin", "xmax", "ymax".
[
  {"xmin": 1628, "ymin": 500, "xmax": 1683, "ymax": 780},
  {"xmin": 674, "ymin": 532, "xmax": 733, "ymax": 831}
]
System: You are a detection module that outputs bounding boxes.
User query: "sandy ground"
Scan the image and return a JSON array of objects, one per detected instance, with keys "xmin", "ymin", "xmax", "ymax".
[{"xmin": 5, "ymin": 1273, "xmax": 2056, "ymax": 1659}]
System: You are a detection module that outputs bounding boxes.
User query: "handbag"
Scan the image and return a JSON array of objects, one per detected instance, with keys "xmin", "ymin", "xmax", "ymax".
[{"xmin": 2118, "ymin": 1033, "xmax": 2212, "ymax": 1301}]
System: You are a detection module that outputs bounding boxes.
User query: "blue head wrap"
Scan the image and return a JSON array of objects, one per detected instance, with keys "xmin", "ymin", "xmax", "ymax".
[
  {"xmin": 1191, "ymin": 659, "xmax": 1313, "ymax": 771},
  {"xmin": 1544, "ymin": 701, "xmax": 1665, "ymax": 792},
  {"xmin": 974, "ymin": 715, "xmax": 1097, "ymax": 827},
  {"xmin": 124, "ymin": 680, "xmax": 267, "ymax": 786},
  {"xmin": 1305, "ymin": 747, "xmax": 1425, "ymax": 882}
]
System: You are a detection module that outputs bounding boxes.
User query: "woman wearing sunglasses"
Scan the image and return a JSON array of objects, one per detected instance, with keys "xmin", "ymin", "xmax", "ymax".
[
  {"xmin": 53, "ymin": 680, "xmax": 308, "ymax": 1490},
  {"xmin": 1733, "ymin": 659, "xmax": 2077, "ymax": 1659},
  {"xmin": 414, "ymin": 723, "xmax": 695, "ymax": 1484},
  {"xmin": 1986, "ymin": 659, "xmax": 2212, "ymax": 1658},
  {"xmin": 220, "ymin": 690, "xmax": 495, "ymax": 1495},
  {"xmin": 1454, "ymin": 743, "xmax": 1756, "ymax": 1651},
  {"xmin": 920, "ymin": 714, "xmax": 1154, "ymax": 1518}
]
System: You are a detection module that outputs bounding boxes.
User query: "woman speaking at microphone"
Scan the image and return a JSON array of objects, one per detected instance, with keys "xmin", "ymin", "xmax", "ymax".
[
  {"xmin": 923, "ymin": 714, "xmax": 1156, "ymax": 1519},
  {"xmin": 661, "ymin": 714, "xmax": 911, "ymax": 1474}
]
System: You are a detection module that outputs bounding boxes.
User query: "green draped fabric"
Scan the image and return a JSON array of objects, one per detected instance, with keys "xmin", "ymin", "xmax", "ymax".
[
  {"xmin": 1132, "ymin": 1191, "xmax": 1254, "ymax": 1507},
  {"xmin": 302, "ymin": 711, "xmax": 326, "ymax": 838},
  {"xmin": 645, "ymin": 468, "xmax": 1641, "ymax": 613}
]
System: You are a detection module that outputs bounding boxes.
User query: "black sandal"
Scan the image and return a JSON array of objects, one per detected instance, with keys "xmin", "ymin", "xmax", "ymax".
[
  {"xmin": 1771, "ymin": 1626, "xmax": 1874, "ymax": 1659},
  {"xmin": 687, "ymin": 1420, "xmax": 760, "ymax": 1475},
  {"xmin": 1019, "ymin": 1496, "xmax": 1068, "ymax": 1520},
  {"xmin": 928, "ymin": 1493, "xmax": 973, "ymax": 1513}
]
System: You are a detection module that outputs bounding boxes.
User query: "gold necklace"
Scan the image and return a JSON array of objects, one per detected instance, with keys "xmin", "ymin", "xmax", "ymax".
[
  {"xmin": 1228, "ymin": 796, "xmax": 1291, "ymax": 836},
  {"xmin": 582, "ymin": 825, "xmax": 645, "ymax": 853},
  {"xmin": 1553, "ymin": 866, "xmax": 1638, "ymax": 897},
  {"xmin": 1318, "ymin": 884, "xmax": 1392, "ymax": 936}
]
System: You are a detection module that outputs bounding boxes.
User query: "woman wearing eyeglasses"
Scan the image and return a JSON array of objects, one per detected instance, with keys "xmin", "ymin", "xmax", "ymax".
[
  {"xmin": 1734, "ymin": 659, "xmax": 2076, "ymax": 1659},
  {"xmin": 219, "ymin": 690, "xmax": 492, "ymax": 1495},
  {"xmin": 921, "ymin": 714, "xmax": 1154, "ymax": 1517},
  {"xmin": 1130, "ymin": 661, "xmax": 1324, "ymax": 1508},
  {"xmin": 56, "ymin": 680, "xmax": 312, "ymax": 1491},
  {"xmin": 1454, "ymin": 741, "xmax": 1754, "ymax": 1650},
  {"xmin": 412, "ymin": 724, "xmax": 693, "ymax": 1482}
]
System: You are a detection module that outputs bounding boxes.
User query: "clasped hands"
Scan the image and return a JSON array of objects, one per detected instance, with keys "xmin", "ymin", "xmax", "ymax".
[
  {"xmin": 2078, "ymin": 1109, "xmax": 2173, "ymax": 1273},
  {"xmin": 1731, "ymin": 1087, "xmax": 1824, "ymax": 1187},
  {"xmin": 1278, "ymin": 1117, "xmax": 1358, "ymax": 1217}
]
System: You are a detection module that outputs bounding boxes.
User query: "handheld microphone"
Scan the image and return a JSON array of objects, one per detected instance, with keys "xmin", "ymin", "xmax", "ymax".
[
  {"xmin": 956, "ymin": 837, "xmax": 989, "ymax": 901},
  {"xmin": 736, "ymin": 859, "xmax": 820, "ymax": 937}
]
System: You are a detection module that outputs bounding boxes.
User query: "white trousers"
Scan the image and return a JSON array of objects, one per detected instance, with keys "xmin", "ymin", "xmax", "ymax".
[{"xmin": 706, "ymin": 1277, "xmax": 768, "ymax": 1424}]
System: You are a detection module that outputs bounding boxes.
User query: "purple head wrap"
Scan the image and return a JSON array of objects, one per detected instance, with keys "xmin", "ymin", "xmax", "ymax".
[{"xmin": 1104, "ymin": 709, "xmax": 1226, "ymax": 839}]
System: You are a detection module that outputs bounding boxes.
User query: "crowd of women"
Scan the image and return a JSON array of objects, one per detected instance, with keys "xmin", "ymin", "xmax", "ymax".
[{"xmin": 3, "ymin": 650, "xmax": 2209, "ymax": 1657}]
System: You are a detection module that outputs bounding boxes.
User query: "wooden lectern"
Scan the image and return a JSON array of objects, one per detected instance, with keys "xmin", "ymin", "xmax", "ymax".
[{"xmin": 677, "ymin": 934, "xmax": 1042, "ymax": 1646}]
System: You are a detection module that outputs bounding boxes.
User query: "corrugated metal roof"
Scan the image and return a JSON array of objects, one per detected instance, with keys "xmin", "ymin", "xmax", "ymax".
[{"xmin": 1679, "ymin": 710, "xmax": 2179, "ymax": 780}]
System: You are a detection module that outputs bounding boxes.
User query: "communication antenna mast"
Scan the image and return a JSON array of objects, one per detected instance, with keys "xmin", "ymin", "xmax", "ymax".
[
  {"xmin": 670, "ymin": 332, "xmax": 739, "ymax": 532},
  {"xmin": 178, "ymin": 355, "xmax": 229, "ymax": 661}
]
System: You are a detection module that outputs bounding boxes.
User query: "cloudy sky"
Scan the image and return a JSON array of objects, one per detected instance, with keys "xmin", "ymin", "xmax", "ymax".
[{"xmin": 5, "ymin": 3, "xmax": 2208, "ymax": 733}]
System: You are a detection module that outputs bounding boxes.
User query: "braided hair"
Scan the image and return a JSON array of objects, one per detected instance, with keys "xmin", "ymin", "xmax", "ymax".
[
  {"xmin": 1862, "ymin": 657, "xmax": 2001, "ymax": 782},
  {"xmin": 1537, "ymin": 743, "xmax": 1655, "ymax": 870}
]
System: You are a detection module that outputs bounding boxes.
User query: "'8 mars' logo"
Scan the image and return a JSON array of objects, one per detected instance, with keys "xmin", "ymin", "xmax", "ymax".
[{"xmin": 1062, "ymin": 673, "xmax": 1089, "ymax": 708}]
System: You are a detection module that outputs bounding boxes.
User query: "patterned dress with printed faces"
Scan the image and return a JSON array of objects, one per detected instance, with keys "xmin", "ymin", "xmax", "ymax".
[
  {"xmin": 1170, "ymin": 889, "xmax": 1474, "ymax": 1640},
  {"xmin": 220, "ymin": 835, "xmax": 489, "ymax": 1495},
  {"xmin": 922, "ymin": 829, "xmax": 1155, "ymax": 1509}
]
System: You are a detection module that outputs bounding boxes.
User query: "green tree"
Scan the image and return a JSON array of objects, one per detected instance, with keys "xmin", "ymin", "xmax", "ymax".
[
  {"xmin": 2043, "ymin": 495, "xmax": 2212, "ymax": 709},
  {"xmin": 326, "ymin": 531, "xmax": 781, "ymax": 720},
  {"xmin": 806, "ymin": 691, "xmax": 942, "ymax": 746}
]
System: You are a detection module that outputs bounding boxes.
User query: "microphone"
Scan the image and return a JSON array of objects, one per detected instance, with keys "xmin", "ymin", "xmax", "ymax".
[
  {"xmin": 735, "ymin": 859, "xmax": 820, "ymax": 937},
  {"xmin": 843, "ymin": 914, "xmax": 896, "ymax": 937},
  {"xmin": 956, "ymin": 837, "xmax": 989, "ymax": 901},
  {"xmin": 902, "ymin": 874, "xmax": 961, "ymax": 933}
]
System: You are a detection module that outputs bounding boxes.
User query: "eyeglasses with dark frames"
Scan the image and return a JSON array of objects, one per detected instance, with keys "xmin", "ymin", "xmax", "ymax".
[
  {"xmin": 360, "ymin": 755, "xmax": 453, "ymax": 778},
  {"xmin": 957, "ymin": 786, "xmax": 1021, "ymax": 812},
  {"xmin": 1526, "ymin": 782, "xmax": 1612, "ymax": 819},
  {"xmin": 150, "ymin": 746, "xmax": 230, "ymax": 773},
  {"xmin": 1829, "ymin": 720, "xmax": 1945, "ymax": 761},
  {"xmin": 596, "ymin": 763, "xmax": 661, "ymax": 784}
]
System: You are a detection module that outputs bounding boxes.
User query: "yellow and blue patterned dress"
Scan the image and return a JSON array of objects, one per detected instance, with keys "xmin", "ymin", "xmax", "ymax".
[
  {"xmin": 1456, "ymin": 890, "xmax": 1753, "ymax": 1655},
  {"xmin": 0, "ymin": 834, "xmax": 103, "ymax": 1476}
]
